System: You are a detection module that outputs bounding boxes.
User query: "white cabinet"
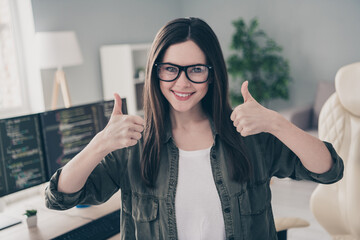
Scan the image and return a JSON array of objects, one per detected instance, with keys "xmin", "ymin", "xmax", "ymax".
[{"xmin": 100, "ymin": 44, "xmax": 151, "ymax": 115}]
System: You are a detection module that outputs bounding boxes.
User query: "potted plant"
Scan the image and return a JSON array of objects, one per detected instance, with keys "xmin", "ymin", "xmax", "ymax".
[
  {"xmin": 227, "ymin": 17, "xmax": 291, "ymax": 107},
  {"xmin": 24, "ymin": 209, "xmax": 37, "ymax": 228}
]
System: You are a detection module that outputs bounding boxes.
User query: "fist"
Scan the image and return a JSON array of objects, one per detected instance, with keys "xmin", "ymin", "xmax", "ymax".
[
  {"xmin": 230, "ymin": 81, "xmax": 275, "ymax": 137},
  {"xmin": 101, "ymin": 93, "xmax": 144, "ymax": 151}
]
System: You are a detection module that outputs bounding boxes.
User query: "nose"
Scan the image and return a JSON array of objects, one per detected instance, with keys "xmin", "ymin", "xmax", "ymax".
[{"xmin": 175, "ymin": 70, "xmax": 191, "ymax": 87}]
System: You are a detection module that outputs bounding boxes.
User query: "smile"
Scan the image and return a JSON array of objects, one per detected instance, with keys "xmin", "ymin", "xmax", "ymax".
[
  {"xmin": 174, "ymin": 92, "xmax": 192, "ymax": 97},
  {"xmin": 172, "ymin": 91, "xmax": 194, "ymax": 100}
]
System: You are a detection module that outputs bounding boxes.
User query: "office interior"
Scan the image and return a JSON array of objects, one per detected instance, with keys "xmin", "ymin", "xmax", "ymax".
[{"xmin": 0, "ymin": 0, "xmax": 359, "ymax": 239}]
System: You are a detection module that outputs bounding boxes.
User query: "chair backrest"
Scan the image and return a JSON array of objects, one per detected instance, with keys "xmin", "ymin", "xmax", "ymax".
[{"xmin": 310, "ymin": 62, "xmax": 360, "ymax": 239}]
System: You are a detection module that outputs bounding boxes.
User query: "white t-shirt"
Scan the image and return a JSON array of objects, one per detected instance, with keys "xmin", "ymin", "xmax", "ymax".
[{"xmin": 175, "ymin": 147, "xmax": 226, "ymax": 240}]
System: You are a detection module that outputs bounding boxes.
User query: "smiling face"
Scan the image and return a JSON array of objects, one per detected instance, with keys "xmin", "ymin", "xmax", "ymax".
[{"xmin": 159, "ymin": 40, "xmax": 209, "ymax": 115}]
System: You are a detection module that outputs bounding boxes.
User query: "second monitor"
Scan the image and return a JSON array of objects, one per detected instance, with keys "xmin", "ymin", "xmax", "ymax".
[{"xmin": 40, "ymin": 99, "xmax": 127, "ymax": 178}]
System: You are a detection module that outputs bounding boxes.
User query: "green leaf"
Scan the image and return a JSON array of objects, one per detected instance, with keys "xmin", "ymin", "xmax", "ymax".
[
  {"xmin": 227, "ymin": 17, "xmax": 292, "ymax": 105},
  {"xmin": 24, "ymin": 209, "xmax": 37, "ymax": 217}
]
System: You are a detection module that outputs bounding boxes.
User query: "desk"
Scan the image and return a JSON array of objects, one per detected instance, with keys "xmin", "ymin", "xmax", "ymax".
[
  {"xmin": 1, "ymin": 185, "xmax": 310, "ymax": 240},
  {"xmin": 0, "ymin": 190, "xmax": 121, "ymax": 240}
]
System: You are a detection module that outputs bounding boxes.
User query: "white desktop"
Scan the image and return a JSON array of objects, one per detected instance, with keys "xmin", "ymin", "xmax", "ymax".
[{"xmin": 0, "ymin": 184, "xmax": 121, "ymax": 240}]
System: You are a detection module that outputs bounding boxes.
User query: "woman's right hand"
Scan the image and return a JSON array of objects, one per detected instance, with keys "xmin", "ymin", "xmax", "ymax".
[
  {"xmin": 99, "ymin": 93, "xmax": 144, "ymax": 153},
  {"xmin": 57, "ymin": 93, "xmax": 143, "ymax": 194}
]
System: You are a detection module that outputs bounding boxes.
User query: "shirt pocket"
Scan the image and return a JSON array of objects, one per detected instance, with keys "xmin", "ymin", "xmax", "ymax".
[
  {"xmin": 131, "ymin": 195, "xmax": 159, "ymax": 239},
  {"xmin": 237, "ymin": 182, "xmax": 276, "ymax": 239}
]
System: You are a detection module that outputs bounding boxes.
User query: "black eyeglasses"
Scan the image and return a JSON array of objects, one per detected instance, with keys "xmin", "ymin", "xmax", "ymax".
[{"xmin": 154, "ymin": 62, "xmax": 212, "ymax": 83}]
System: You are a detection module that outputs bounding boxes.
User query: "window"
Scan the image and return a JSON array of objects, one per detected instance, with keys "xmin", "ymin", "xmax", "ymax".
[
  {"xmin": 0, "ymin": 0, "xmax": 44, "ymax": 119},
  {"xmin": 0, "ymin": 0, "xmax": 23, "ymax": 113}
]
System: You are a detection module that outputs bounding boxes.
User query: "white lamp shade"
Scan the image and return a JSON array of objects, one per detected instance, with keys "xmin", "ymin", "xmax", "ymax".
[{"xmin": 35, "ymin": 31, "xmax": 83, "ymax": 69}]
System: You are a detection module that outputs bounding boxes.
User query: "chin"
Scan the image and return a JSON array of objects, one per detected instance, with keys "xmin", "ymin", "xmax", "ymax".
[{"xmin": 170, "ymin": 102, "xmax": 202, "ymax": 114}]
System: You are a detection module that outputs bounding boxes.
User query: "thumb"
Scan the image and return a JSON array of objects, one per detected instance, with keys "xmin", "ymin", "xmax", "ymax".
[
  {"xmin": 111, "ymin": 93, "xmax": 123, "ymax": 116},
  {"xmin": 241, "ymin": 81, "xmax": 254, "ymax": 102}
]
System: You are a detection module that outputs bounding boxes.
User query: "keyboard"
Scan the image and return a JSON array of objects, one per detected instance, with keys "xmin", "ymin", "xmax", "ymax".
[
  {"xmin": 0, "ymin": 215, "xmax": 21, "ymax": 231},
  {"xmin": 51, "ymin": 209, "xmax": 120, "ymax": 240}
]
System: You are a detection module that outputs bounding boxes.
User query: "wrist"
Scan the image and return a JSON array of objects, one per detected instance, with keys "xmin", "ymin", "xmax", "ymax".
[
  {"xmin": 266, "ymin": 110, "xmax": 289, "ymax": 136},
  {"xmin": 89, "ymin": 131, "xmax": 111, "ymax": 159}
]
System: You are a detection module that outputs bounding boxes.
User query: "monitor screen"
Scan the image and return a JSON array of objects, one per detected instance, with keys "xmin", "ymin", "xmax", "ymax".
[
  {"xmin": 0, "ymin": 114, "xmax": 46, "ymax": 197},
  {"xmin": 40, "ymin": 99, "xmax": 125, "ymax": 177},
  {"xmin": 96, "ymin": 98, "xmax": 127, "ymax": 129},
  {"xmin": 40, "ymin": 104, "xmax": 101, "ymax": 177}
]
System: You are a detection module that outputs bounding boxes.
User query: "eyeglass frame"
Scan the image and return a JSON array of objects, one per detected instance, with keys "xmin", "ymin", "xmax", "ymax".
[{"xmin": 154, "ymin": 62, "xmax": 213, "ymax": 84}]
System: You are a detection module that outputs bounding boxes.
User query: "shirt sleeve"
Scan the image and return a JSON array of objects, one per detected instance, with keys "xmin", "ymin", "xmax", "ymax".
[
  {"xmin": 253, "ymin": 133, "xmax": 344, "ymax": 184},
  {"xmin": 45, "ymin": 148, "xmax": 129, "ymax": 210}
]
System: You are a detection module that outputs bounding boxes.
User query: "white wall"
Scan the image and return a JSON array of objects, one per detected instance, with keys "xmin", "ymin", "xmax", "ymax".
[
  {"xmin": 31, "ymin": 0, "xmax": 360, "ymax": 110},
  {"xmin": 31, "ymin": 0, "xmax": 181, "ymax": 109},
  {"xmin": 181, "ymin": 0, "xmax": 360, "ymax": 109}
]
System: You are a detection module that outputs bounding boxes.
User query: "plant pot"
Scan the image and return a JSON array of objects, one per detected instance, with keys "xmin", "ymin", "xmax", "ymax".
[{"xmin": 26, "ymin": 215, "xmax": 37, "ymax": 228}]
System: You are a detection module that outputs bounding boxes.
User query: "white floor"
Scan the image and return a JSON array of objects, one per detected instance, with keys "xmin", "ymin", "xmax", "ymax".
[{"xmin": 270, "ymin": 178, "xmax": 332, "ymax": 240}]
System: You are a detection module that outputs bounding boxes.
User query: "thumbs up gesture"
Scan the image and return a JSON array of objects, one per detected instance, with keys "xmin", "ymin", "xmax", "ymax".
[
  {"xmin": 101, "ymin": 93, "xmax": 144, "ymax": 152},
  {"xmin": 230, "ymin": 81, "xmax": 276, "ymax": 137}
]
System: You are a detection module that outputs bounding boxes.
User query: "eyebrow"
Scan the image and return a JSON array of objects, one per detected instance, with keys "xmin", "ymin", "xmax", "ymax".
[{"xmin": 160, "ymin": 62, "xmax": 208, "ymax": 67}]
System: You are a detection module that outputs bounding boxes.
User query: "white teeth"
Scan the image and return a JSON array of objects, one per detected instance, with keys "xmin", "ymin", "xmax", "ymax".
[{"xmin": 174, "ymin": 92, "xmax": 192, "ymax": 97}]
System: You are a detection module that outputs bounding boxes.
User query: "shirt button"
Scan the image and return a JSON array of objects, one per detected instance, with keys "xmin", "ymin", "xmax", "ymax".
[
  {"xmin": 170, "ymin": 180, "xmax": 176, "ymax": 187},
  {"xmin": 224, "ymin": 208, "xmax": 230, "ymax": 213}
]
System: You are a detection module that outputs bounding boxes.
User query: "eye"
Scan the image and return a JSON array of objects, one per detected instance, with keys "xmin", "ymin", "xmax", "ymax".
[
  {"xmin": 159, "ymin": 64, "xmax": 178, "ymax": 74},
  {"xmin": 189, "ymin": 66, "xmax": 205, "ymax": 73},
  {"xmin": 165, "ymin": 66, "xmax": 178, "ymax": 73}
]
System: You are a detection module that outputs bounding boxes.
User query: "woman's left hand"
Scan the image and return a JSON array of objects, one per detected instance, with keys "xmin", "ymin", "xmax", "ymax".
[
  {"xmin": 230, "ymin": 81, "xmax": 278, "ymax": 137},
  {"xmin": 231, "ymin": 81, "xmax": 334, "ymax": 174}
]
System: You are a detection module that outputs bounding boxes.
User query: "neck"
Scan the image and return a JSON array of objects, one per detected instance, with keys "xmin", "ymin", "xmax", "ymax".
[{"xmin": 170, "ymin": 105, "xmax": 207, "ymax": 130}]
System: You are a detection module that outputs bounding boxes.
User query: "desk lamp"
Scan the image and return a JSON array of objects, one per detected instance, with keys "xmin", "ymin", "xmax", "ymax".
[{"xmin": 36, "ymin": 31, "xmax": 83, "ymax": 110}]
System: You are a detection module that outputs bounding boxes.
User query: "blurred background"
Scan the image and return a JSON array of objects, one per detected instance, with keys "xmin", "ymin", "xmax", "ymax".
[
  {"xmin": 1, "ymin": 0, "xmax": 360, "ymax": 116},
  {"xmin": 1, "ymin": 1, "xmax": 359, "ymax": 239}
]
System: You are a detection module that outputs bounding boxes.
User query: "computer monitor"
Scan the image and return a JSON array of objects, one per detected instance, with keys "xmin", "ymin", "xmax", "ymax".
[
  {"xmin": 95, "ymin": 98, "xmax": 127, "ymax": 128},
  {"xmin": 40, "ymin": 103, "xmax": 100, "ymax": 177},
  {"xmin": 0, "ymin": 99, "xmax": 126, "ymax": 229},
  {"xmin": 40, "ymin": 99, "xmax": 126, "ymax": 177},
  {"xmin": 0, "ymin": 114, "xmax": 47, "ymax": 197}
]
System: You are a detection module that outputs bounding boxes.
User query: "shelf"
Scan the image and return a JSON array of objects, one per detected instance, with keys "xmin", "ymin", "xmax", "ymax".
[
  {"xmin": 100, "ymin": 43, "xmax": 151, "ymax": 115},
  {"xmin": 134, "ymin": 78, "xmax": 145, "ymax": 84}
]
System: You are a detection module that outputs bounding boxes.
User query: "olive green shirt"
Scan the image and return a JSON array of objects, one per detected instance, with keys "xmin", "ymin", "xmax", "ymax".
[{"xmin": 45, "ymin": 121, "xmax": 343, "ymax": 240}]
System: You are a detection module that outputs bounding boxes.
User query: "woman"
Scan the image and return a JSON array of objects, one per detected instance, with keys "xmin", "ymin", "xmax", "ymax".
[{"xmin": 46, "ymin": 17, "xmax": 343, "ymax": 240}]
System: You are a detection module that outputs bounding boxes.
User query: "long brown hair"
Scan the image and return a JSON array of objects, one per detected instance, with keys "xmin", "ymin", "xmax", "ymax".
[{"xmin": 142, "ymin": 17, "xmax": 251, "ymax": 187}]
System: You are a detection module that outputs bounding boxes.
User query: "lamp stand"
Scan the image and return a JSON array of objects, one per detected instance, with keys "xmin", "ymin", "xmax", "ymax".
[{"xmin": 51, "ymin": 69, "xmax": 72, "ymax": 110}]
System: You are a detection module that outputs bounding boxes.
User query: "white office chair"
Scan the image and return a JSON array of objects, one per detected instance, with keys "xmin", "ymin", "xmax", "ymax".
[{"xmin": 310, "ymin": 62, "xmax": 360, "ymax": 240}]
